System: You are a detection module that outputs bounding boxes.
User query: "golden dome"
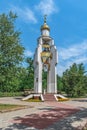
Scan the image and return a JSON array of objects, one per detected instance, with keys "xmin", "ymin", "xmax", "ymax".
[
  {"xmin": 41, "ymin": 23, "xmax": 50, "ymax": 31},
  {"xmin": 41, "ymin": 15, "xmax": 50, "ymax": 31}
]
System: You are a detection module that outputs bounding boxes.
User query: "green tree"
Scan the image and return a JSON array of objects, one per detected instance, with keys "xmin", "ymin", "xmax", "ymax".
[
  {"xmin": 62, "ymin": 63, "xmax": 87, "ymax": 97},
  {"xmin": 57, "ymin": 75, "xmax": 63, "ymax": 93},
  {"xmin": 42, "ymin": 71, "xmax": 47, "ymax": 90},
  {"xmin": 0, "ymin": 12, "xmax": 24, "ymax": 92},
  {"xmin": 21, "ymin": 57, "xmax": 34, "ymax": 90}
]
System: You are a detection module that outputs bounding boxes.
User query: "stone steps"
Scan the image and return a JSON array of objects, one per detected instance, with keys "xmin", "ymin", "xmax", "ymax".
[{"xmin": 43, "ymin": 94, "xmax": 57, "ymax": 101}]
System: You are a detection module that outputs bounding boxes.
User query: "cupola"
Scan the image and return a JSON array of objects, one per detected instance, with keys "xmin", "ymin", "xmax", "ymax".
[{"xmin": 41, "ymin": 15, "xmax": 50, "ymax": 36}]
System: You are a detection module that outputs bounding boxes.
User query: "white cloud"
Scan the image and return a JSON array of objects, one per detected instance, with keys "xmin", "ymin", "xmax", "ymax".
[
  {"xmin": 73, "ymin": 56, "xmax": 87, "ymax": 64},
  {"xmin": 25, "ymin": 50, "xmax": 33, "ymax": 57},
  {"xmin": 35, "ymin": 0, "xmax": 58, "ymax": 16},
  {"xmin": 59, "ymin": 40, "xmax": 87, "ymax": 60},
  {"xmin": 10, "ymin": 6, "xmax": 37, "ymax": 23},
  {"xmin": 57, "ymin": 40, "xmax": 87, "ymax": 76}
]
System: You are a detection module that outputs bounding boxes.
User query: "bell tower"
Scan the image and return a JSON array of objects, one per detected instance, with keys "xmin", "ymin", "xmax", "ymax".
[{"xmin": 34, "ymin": 16, "xmax": 58, "ymax": 94}]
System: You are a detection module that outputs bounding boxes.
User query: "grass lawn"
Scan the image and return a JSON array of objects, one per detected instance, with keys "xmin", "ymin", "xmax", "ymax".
[{"xmin": 0, "ymin": 104, "xmax": 26, "ymax": 112}]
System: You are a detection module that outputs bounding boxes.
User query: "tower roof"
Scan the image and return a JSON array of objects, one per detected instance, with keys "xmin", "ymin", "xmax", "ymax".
[{"xmin": 41, "ymin": 15, "xmax": 50, "ymax": 31}]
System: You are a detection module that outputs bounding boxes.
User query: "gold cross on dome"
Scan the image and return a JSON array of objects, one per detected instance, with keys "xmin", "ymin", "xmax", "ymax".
[{"xmin": 44, "ymin": 14, "xmax": 47, "ymax": 23}]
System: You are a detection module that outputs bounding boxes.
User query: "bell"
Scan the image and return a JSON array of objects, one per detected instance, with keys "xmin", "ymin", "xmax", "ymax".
[
  {"xmin": 43, "ymin": 64, "xmax": 48, "ymax": 72},
  {"xmin": 42, "ymin": 56, "xmax": 47, "ymax": 63},
  {"xmin": 41, "ymin": 51, "xmax": 52, "ymax": 63}
]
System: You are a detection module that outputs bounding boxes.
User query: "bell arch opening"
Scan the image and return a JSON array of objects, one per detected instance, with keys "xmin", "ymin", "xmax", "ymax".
[{"xmin": 42, "ymin": 70, "xmax": 47, "ymax": 94}]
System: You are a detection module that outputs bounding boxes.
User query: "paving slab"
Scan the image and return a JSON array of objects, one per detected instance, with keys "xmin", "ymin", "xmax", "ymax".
[{"xmin": 0, "ymin": 97, "xmax": 87, "ymax": 130}]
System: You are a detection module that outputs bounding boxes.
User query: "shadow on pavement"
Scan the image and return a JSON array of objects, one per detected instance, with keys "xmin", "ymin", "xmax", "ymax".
[
  {"xmin": 13, "ymin": 97, "xmax": 23, "ymax": 100},
  {"xmin": 1, "ymin": 107, "xmax": 81, "ymax": 130},
  {"xmin": 45, "ymin": 108, "xmax": 87, "ymax": 130},
  {"xmin": 72, "ymin": 99, "xmax": 87, "ymax": 102},
  {"xmin": 1, "ymin": 124, "xmax": 35, "ymax": 130}
]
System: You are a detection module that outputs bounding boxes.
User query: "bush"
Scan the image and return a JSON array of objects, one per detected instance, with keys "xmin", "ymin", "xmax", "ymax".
[{"xmin": 0, "ymin": 92, "xmax": 23, "ymax": 97}]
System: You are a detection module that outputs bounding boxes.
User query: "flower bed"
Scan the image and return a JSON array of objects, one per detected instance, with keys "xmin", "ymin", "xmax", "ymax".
[
  {"xmin": 25, "ymin": 96, "xmax": 42, "ymax": 102},
  {"xmin": 57, "ymin": 96, "xmax": 69, "ymax": 102}
]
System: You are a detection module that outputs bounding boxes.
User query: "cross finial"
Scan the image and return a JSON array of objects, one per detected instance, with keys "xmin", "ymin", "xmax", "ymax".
[{"xmin": 44, "ymin": 14, "xmax": 47, "ymax": 23}]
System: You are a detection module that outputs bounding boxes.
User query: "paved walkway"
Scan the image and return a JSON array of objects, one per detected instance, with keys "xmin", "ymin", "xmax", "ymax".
[{"xmin": 0, "ymin": 97, "xmax": 87, "ymax": 130}]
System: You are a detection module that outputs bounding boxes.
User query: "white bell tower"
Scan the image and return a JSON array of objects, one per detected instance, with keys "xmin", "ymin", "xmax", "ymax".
[{"xmin": 34, "ymin": 15, "xmax": 58, "ymax": 94}]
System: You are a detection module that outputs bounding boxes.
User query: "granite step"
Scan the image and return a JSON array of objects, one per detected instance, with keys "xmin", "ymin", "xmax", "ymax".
[{"xmin": 43, "ymin": 94, "xmax": 57, "ymax": 101}]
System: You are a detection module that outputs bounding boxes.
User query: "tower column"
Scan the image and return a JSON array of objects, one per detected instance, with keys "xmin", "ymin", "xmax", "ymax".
[
  {"xmin": 34, "ymin": 38, "xmax": 42, "ymax": 93},
  {"xmin": 47, "ymin": 41, "xmax": 58, "ymax": 93}
]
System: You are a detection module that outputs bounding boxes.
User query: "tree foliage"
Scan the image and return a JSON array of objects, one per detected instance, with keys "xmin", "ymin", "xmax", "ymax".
[
  {"xmin": 19, "ymin": 57, "xmax": 34, "ymax": 90},
  {"xmin": 42, "ymin": 71, "xmax": 47, "ymax": 90},
  {"xmin": 62, "ymin": 63, "xmax": 87, "ymax": 97},
  {"xmin": 0, "ymin": 12, "xmax": 24, "ymax": 92}
]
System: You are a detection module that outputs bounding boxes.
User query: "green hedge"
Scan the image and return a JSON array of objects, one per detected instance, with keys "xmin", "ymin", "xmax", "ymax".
[{"xmin": 0, "ymin": 92, "xmax": 23, "ymax": 97}]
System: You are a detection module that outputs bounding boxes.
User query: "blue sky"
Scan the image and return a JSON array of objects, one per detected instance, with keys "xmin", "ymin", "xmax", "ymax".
[{"xmin": 0, "ymin": 0, "xmax": 87, "ymax": 75}]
